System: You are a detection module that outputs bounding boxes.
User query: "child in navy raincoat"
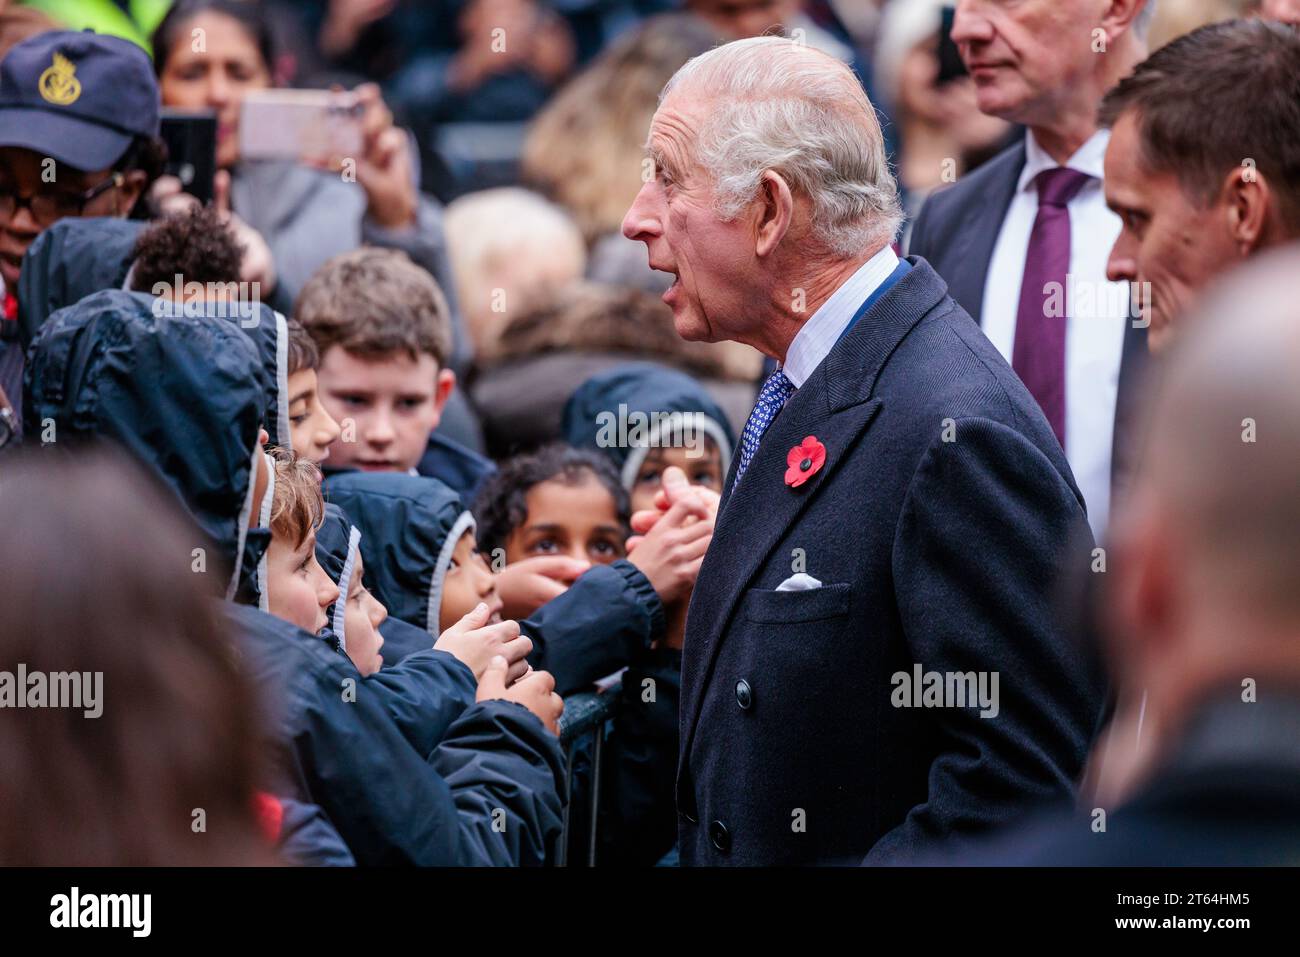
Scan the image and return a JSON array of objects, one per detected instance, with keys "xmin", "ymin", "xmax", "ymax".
[
  {"xmin": 324, "ymin": 469, "xmax": 671, "ymax": 696},
  {"xmin": 23, "ymin": 289, "xmax": 568, "ymax": 865}
]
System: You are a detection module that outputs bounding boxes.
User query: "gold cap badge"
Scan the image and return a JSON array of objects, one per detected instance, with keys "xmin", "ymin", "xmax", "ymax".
[{"xmin": 38, "ymin": 51, "xmax": 81, "ymax": 106}]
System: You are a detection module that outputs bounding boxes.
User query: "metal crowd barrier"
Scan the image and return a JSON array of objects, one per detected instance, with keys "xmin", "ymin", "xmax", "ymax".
[{"xmin": 556, "ymin": 685, "xmax": 622, "ymax": 866}]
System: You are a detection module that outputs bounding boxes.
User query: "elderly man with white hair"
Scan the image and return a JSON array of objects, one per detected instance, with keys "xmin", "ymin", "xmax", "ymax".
[{"xmin": 623, "ymin": 36, "xmax": 1104, "ymax": 865}]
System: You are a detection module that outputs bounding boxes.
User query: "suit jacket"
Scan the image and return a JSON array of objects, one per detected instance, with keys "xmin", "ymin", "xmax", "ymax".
[
  {"xmin": 907, "ymin": 142, "xmax": 1149, "ymax": 492},
  {"xmin": 677, "ymin": 259, "xmax": 1105, "ymax": 865}
]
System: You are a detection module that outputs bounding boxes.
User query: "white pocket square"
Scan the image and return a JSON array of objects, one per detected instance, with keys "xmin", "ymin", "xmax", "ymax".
[{"xmin": 775, "ymin": 573, "xmax": 823, "ymax": 592}]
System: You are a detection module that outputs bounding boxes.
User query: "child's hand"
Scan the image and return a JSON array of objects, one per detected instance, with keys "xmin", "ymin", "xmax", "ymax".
[
  {"xmin": 628, "ymin": 466, "xmax": 720, "ymax": 549},
  {"xmin": 434, "ymin": 603, "xmax": 532, "ymax": 682},
  {"xmin": 495, "ymin": 555, "xmax": 589, "ymax": 619},
  {"xmin": 476, "ymin": 656, "xmax": 563, "ymax": 735},
  {"xmin": 626, "ymin": 483, "xmax": 713, "ymax": 605}
]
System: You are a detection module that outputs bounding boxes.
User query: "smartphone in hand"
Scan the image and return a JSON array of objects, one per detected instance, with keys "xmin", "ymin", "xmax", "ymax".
[
  {"xmin": 238, "ymin": 89, "xmax": 365, "ymax": 165},
  {"xmin": 160, "ymin": 108, "xmax": 218, "ymax": 204}
]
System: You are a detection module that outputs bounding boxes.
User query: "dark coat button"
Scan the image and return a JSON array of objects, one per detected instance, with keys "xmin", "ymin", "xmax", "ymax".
[
  {"xmin": 681, "ymin": 806, "xmax": 698, "ymax": 825},
  {"xmin": 735, "ymin": 679, "xmax": 753, "ymax": 709},
  {"xmin": 709, "ymin": 820, "xmax": 731, "ymax": 852}
]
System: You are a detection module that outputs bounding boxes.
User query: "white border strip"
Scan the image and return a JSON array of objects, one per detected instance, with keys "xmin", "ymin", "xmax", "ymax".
[
  {"xmin": 255, "ymin": 452, "xmax": 275, "ymax": 614},
  {"xmin": 271, "ymin": 310, "xmax": 291, "ymax": 452},
  {"xmin": 225, "ymin": 443, "xmax": 261, "ymax": 602},
  {"xmin": 331, "ymin": 527, "xmax": 362, "ymax": 650},
  {"xmin": 427, "ymin": 511, "xmax": 476, "ymax": 637}
]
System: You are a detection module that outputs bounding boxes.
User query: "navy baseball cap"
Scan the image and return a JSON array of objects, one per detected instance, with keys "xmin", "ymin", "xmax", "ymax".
[{"xmin": 0, "ymin": 30, "xmax": 161, "ymax": 171}]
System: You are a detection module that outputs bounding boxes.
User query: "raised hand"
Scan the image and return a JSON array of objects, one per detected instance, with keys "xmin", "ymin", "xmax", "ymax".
[
  {"xmin": 628, "ymin": 465, "xmax": 720, "ymax": 548},
  {"xmin": 476, "ymin": 655, "xmax": 563, "ymax": 735},
  {"xmin": 626, "ymin": 469, "xmax": 715, "ymax": 605},
  {"xmin": 434, "ymin": 602, "xmax": 533, "ymax": 682},
  {"xmin": 351, "ymin": 83, "xmax": 418, "ymax": 229},
  {"xmin": 494, "ymin": 555, "xmax": 590, "ymax": 620},
  {"xmin": 213, "ymin": 170, "xmax": 277, "ymax": 293}
]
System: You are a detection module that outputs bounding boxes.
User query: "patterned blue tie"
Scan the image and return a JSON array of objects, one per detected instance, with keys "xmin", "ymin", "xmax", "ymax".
[{"xmin": 732, "ymin": 368, "xmax": 796, "ymax": 492}]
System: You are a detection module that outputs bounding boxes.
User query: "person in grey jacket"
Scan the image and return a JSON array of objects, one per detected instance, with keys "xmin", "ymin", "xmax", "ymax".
[{"xmin": 148, "ymin": 0, "xmax": 472, "ymax": 377}]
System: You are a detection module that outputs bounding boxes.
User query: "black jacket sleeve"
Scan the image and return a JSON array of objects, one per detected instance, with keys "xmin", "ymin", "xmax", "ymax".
[
  {"xmin": 431, "ymin": 700, "xmax": 568, "ymax": 866},
  {"xmin": 276, "ymin": 797, "xmax": 356, "ymax": 866},
  {"xmin": 520, "ymin": 559, "xmax": 666, "ymax": 695},
  {"xmin": 364, "ymin": 648, "xmax": 477, "ymax": 757},
  {"xmin": 866, "ymin": 417, "xmax": 1103, "ymax": 863},
  {"xmin": 599, "ymin": 647, "xmax": 683, "ymax": 866},
  {"xmin": 232, "ymin": 605, "xmax": 565, "ymax": 866}
]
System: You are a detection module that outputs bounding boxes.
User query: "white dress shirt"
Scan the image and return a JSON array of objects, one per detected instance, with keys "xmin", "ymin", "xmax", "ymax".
[
  {"xmin": 782, "ymin": 244, "xmax": 900, "ymax": 388},
  {"xmin": 982, "ymin": 129, "xmax": 1128, "ymax": 541}
]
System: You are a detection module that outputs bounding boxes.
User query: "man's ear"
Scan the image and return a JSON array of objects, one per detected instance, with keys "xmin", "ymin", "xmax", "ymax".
[
  {"xmin": 1219, "ymin": 165, "xmax": 1273, "ymax": 257},
  {"xmin": 1101, "ymin": 0, "xmax": 1148, "ymax": 43},
  {"xmin": 754, "ymin": 170, "xmax": 795, "ymax": 259},
  {"xmin": 117, "ymin": 170, "xmax": 149, "ymax": 217}
]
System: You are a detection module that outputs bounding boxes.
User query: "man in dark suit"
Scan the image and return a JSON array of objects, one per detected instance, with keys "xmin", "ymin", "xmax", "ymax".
[
  {"xmin": 963, "ymin": 249, "xmax": 1300, "ymax": 866},
  {"xmin": 907, "ymin": 0, "xmax": 1154, "ymax": 541},
  {"xmin": 622, "ymin": 36, "xmax": 1103, "ymax": 865}
]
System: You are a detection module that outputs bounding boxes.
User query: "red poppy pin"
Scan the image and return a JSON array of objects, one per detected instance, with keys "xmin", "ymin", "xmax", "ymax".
[{"xmin": 785, "ymin": 436, "xmax": 826, "ymax": 488}]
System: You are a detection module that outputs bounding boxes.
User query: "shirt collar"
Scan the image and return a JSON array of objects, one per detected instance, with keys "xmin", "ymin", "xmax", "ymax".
[
  {"xmin": 781, "ymin": 244, "xmax": 899, "ymax": 388},
  {"xmin": 1018, "ymin": 127, "xmax": 1110, "ymax": 194}
]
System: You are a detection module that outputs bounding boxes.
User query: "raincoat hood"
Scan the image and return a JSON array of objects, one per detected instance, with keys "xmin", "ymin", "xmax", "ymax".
[
  {"xmin": 16, "ymin": 216, "xmax": 142, "ymax": 350},
  {"xmin": 315, "ymin": 502, "xmax": 362, "ymax": 650},
  {"xmin": 17, "ymin": 216, "xmax": 293, "ymax": 448},
  {"xmin": 561, "ymin": 361, "xmax": 735, "ymax": 488},
  {"xmin": 323, "ymin": 471, "xmax": 473, "ymax": 637},
  {"xmin": 24, "ymin": 288, "xmax": 269, "ymax": 601}
]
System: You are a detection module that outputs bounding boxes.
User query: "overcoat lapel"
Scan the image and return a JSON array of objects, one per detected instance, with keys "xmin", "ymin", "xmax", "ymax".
[{"xmin": 678, "ymin": 261, "xmax": 951, "ymax": 756}]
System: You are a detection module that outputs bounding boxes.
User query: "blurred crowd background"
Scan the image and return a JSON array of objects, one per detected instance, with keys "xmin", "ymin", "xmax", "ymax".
[{"xmin": 2, "ymin": 0, "xmax": 1289, "ymax": 458}]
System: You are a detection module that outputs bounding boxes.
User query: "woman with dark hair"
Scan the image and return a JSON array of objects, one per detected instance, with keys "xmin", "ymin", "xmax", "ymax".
[
  {"xmin": 149, "ymin": 0, "xmax": 468, "ymax": 369},
  {"xmin": 0, "ymin": 449, "xmax": 275, "ymax": 865}
]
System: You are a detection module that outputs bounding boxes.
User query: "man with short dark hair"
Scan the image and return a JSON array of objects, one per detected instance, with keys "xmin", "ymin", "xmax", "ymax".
[
  {"xmin": 0, "ymin": 30, "xmax": 164, "ymax": 441},
  {"xmin": 1099, "ymin": 17, "xmax": 1300, "ymax": 352}
]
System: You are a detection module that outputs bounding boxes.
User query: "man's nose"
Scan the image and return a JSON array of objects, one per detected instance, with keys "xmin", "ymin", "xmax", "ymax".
[
  {"xmin": 1106, "ymin": 240, "xmax": 1138, "ymax": 284},
  {"xmin": 952, "ymin": 0, "xmax": 994, "ymax": 46},
  {"xmin": 622, "ymin": 181, "xmax": 661, "ymax": 243}
]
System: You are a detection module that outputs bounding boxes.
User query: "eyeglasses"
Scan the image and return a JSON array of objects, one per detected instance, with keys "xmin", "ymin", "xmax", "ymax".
[{"xmin": 0, "ymin": 172, "xmax": 124, "ymax": 227}]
